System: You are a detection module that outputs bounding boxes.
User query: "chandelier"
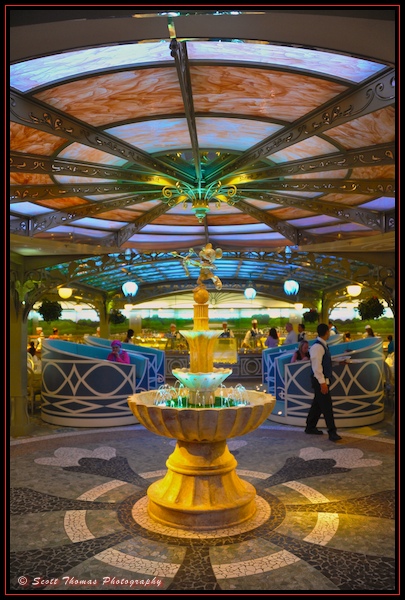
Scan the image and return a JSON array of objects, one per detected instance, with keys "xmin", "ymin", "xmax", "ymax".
[
  {"xmin": 122, "ymin": 281, "xmax": 139, "ymax": 297},
  {"xmin": 284, "ymin": 268, "xmax": 300, "ymax": 296},
  {"xmin": 161, "ymin": 180, "xmax": 239, "ymax": 223},
  {"xmin": 244, "ymin": 278, "xmax": 257, "ymax": 300}
]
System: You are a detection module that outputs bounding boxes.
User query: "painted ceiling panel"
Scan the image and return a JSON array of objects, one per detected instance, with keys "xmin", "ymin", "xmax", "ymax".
[
  {"xmin": 307, "ymin": 223, "xmax": 370, "ymax": 234},
  {"xmin": 141, "ymin": 224, "xmax": 204, "ymax": 234},
  {"xmin": 10, "ymin": 42, "xmax": 175, "ymax": 92},
  {"xmin": 187, "ymin": 41, "xmax": 385, "ymax": 82},
  {"xmin": 267, "ymin": 137, "xmax": 340, "ymax": 163},
  {"xmin": 42, "ymin": 226, "xmax": 107, "ymax": 237},
  {"xmin": 266, "ymin": 207, "xmax": 315, "ymax": 220},
  {"xmin": 10, "ymin": 123, "xmax": 66, "ymax": 154},
  {"xmin": 326, "ymin": 106, "xmax": 395, "ymax": 148},
  {"xmin": 360, "ymin": 197, "xmax": 395, "ymax": 210},
  {"xmin": 207, "ymin": 213, "xmax": 261, "ymax": 225},
  {"xmin": 286, "ymin": 169, "xmax": 349, "ymax": 180},
  {"xmin": 57, "ymin": 144, "xmax": 128, "ymax": 165},
  {"xmin": 190, "ymin": 66, "xmax": 348, "ymax": 120},
  {"xmin": 10, "ymin": 173, "xmax": 54, "ymax": 185},
  {"xmin": 98, "ymin": 210, "xmax": 142, "ymax": 221},
  {"xmin": 53, "ymin": 175, "xmax": 117, "ymax": 184},
  {"xmin": 350, "ymin": 165, "xmax": 395, "ymax": 179},
  {"xmin": 34, "ymin": 68, "xmax": 184, "ymax": 126},
  {"xmin": 36, "ymin": 197, "xmax": 89, "ymax": 209},
  {"xmin": 195, "ymin": 117, "xmax": 282, "ymax": 151},
  {"xmin": 288, "ymin": 215, "xmax": 340, "ymax": 227},
  {"xmin": 10, "ymin": 202, "xmax": 53, "ymax": 216},
  {"xmin": 106, "ymin": 119, "xmax": 191, "ymax": 153},
  {"xmin": 72, "ymin": 218, "xmax": 127, "ymax": 230}
]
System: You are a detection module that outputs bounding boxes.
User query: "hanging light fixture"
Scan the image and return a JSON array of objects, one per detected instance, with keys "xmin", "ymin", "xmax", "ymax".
[
  {"xmin": 122, "ymin": 281, "xmax": 138, "ymax": 297},
  {"xmin": 283, "ymin": 268, "xmax": 299, "ymax": 296},
  {"xmin": 346, "ymin": 284, "xmax": 362, "ymax": 297},
  {"xmin": 244, "ymin": 278, "xmax": 256, "ymax": 300},
  {"xmin": 58, "ymin": 287, "xmax": 73, "ymax": 299},
  {"xmin": 294, "ymin": 302, "xmax": 304, "ymax": 311}
]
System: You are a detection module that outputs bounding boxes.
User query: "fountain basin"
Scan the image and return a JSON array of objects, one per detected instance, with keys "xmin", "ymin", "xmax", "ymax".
[
  {"xmin": 128, "ymin": 388, "xmax": 275, "ymax": 442},
  {"xmin": 127, "ymin": 389, "xmax": 276, "ymax": 529}
]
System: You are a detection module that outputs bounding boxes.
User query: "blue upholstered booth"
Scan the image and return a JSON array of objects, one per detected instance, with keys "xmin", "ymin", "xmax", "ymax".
[
  {"xmin": 268, "ymin": 336, "xmax": 385, "ymax": 428},
  {"xmin": 84, "ymin": 336, "xmax": 165, "ymax": 389},
  {"xmin": 41, "ymin": 339, "xmax": 149, "ymax": 427},
  {"xmin": 262, "ymin": 333, "xmax": 342, "ymax": 395}
]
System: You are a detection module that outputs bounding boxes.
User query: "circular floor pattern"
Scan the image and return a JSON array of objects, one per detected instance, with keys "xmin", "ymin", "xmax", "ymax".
[{"xmin": 9, "ymin": 425, "xmax": 396, "ymax": 592}]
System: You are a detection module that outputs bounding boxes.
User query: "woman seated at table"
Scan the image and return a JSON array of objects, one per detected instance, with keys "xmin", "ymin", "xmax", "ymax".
[{"xmin": 291, "ymin": 340, "xmax": 310, "ymax": 363}]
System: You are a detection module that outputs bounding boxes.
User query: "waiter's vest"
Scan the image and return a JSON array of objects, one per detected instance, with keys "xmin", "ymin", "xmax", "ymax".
[{"xmin": 311, "ymin": 339, "xmax": 333, "ymax": 379}]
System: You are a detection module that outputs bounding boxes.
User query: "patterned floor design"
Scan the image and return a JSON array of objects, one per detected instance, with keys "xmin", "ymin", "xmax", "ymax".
[{"xmin": 9, "ymin": 401, "xmax": 397, "ymax": 593}]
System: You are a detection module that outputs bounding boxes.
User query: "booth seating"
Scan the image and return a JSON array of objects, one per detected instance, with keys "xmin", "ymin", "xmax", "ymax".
[
  {"xmin": 266, "ymin": 336, "xmax": 385, "ymax": 428},
  {"xmin": 262, "ymin": 333, "xmax": 342, "ymax": 395},
  {"xmin": 27, "ymin": 361, "xmax": 42, "ymax": 415},
  {"xmin": 41, "ymin": 339, "xmax": 149, "ymax": 428},
  {"xmin": 84, "ymin": 336, "xmax": 165, "ymax": 389}
]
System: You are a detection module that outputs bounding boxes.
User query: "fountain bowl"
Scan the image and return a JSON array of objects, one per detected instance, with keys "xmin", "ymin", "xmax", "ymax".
[{"xmin": 128, "ymin": 388, "xmax": 275, "ymax": 442}]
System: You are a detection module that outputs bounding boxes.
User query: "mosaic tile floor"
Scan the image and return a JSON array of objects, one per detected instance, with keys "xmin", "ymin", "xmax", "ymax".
[{"xmin": 9, "ymin": 401, "xmax": 397, "ymax": 593}]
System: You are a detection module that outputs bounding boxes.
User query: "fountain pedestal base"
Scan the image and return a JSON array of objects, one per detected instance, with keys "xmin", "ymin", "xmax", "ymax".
[{"xmin": 147, "ymin": 439, "xmax": 256, "ymax": 530}]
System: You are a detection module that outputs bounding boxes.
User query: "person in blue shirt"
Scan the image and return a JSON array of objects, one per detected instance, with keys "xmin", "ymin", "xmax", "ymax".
[{"xmin": 387, "ymin": 335, "xmax": 394, "ymax": 354}]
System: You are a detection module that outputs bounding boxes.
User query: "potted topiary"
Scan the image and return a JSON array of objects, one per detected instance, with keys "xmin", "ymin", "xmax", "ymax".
[
  {"xmin": 303, "ymin": 308, "xmax": 319, "ymax": 323},
  {"xmin": 357, "ymin": 296, "xmax": 385, "ymax": 320},
  {"xmin": 37, "ymin": 298, "xmax": 63, "ymax": 323},
  {"xmin": 109, "ymin": 309, "xmax": 126, "ymax": 325}
]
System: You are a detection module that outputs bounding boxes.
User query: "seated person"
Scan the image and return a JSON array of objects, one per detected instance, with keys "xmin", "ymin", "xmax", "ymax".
[
  {"xmin": 291, "ymin": 340, "xmax": 310, "ymax": 363},
  {"xmin": 363, "ymin": 325, "xmax": 375, "ymax": 338},
  {"xmin": 265, "ymin": 327, "xmax": 279, "ymax": 348},
  {"xmin": 27, "ymin": 341, "xmax": 37, "ymax": 357},
  {"xmin": 49, "ymin": 327, "xmax": 60, "ymax": 339},
  {"xmin": 344, "ymin": 331, "xmax": 351, "ymax": 342},
  {"xmin": 387, "ymin": 334, "xmax": 394, "ymax": 354},
  {"xmin": 28, "ymin": 341, "xmax": 42, "ymax": 372},
  {"xmin": 328, "ymin": 320, "xmax": 338, "ymax": 334},
  {"xmin": 107, "ymin": 340, "xmax": 130, "ymax": 364},
  {"xmin": 283, "ymin": 322, "xmax": 298, "ymax": 345},
  {"xmin": 124, "ymin": 328, "xmax": 134, "ymax": 344},
  {"xmin": 219, "ymin": 321, "xmax": 234, "ymax": 338}
]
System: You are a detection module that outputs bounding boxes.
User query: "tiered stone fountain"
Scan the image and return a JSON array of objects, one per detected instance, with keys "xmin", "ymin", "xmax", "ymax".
[{"xmin": 128, "ymin": 246, "xmax": 275, "ymax": 530}]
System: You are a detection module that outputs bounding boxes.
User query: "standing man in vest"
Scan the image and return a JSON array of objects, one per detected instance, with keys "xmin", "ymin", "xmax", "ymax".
[
  {"xmin": 219, "ymin": 321, "xmax": 234, "ymax": 338},
  {"xmin": 305, "ymin": 322, "xmax": 342, "ymax": 441}
]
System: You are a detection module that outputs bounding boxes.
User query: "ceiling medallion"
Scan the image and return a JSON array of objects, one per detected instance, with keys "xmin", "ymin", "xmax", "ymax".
[{"xmin": 161, "ymin": 180, "xmax": 238, "ymax": 223}]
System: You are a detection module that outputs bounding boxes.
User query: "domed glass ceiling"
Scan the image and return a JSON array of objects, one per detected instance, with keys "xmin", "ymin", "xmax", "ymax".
[{"xmin": 9, "ymin": 10, "xmax": 396, "ymax": 303}]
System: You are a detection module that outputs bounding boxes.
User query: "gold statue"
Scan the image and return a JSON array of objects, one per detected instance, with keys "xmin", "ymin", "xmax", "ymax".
[{"xmin": 171, "ymin": 243, "xmax": 223, "ymax": 290}]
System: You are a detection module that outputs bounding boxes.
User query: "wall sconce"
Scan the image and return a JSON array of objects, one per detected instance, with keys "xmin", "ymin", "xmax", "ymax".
[
  {"xmin": 122, "ymin": 281, "xmax": 138, "ymax": 297},
  {"xmin": 58, "ymin": 287, "xmax": 73, "ymax": 299},
  {"xmin": 346, "ymin": 284, "xmax": 362, "ymax": 297},
  {"xmin": 244, "ymin": 279, "xmax": 256, "ymax": 300}
]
